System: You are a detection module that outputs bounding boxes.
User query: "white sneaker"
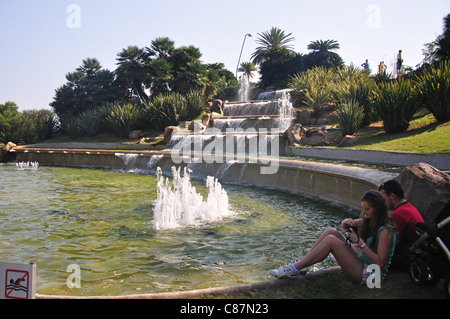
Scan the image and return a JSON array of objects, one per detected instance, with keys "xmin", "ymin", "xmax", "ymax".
[{"xmin": 269, "ymin": 262, "xmax": 307, "ymax": 279}]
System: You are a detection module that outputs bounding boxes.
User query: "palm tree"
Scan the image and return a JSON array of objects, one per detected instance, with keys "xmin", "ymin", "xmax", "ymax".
[
  {"xmin": 251, "ymin": 27, "xmax": 295, "ymax": 64},
  {"xmin": 436, "ymin": 13, "xmax": 450, "ymax": 61},
  {"xmin": 76, "ymin": 58, "xmax": 102, "ymax": 77},
  {"xmin": 238, "ymin": 61, "xmax": 257, "ymax": 80},
  {"xmin": 306, "ymin": 39, "xmax": 344, "ymax": 68},
  {"xmin": 147, "ymin": 37, "xmax": 175, "ymax": 60},
  {"xmin": 115, "ymin": 46, "xmax": 149, "ymax": 100}
]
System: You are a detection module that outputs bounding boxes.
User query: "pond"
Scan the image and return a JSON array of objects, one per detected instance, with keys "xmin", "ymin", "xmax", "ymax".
[{"xmin": 0, "ymin": 165, "xmax": 358, "ymax": 296}]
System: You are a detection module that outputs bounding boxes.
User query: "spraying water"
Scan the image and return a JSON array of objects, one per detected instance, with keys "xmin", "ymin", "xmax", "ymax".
[
  {"xmin": 278, "ymin": 91, "xmax": 294, "ymax": 132},
  {"xmin": 238, "ymin": 75, "xmax": 250, "ymax": 101},
  {"xmin": 153, "ymin": 166, "xmax": 231, "ymax": 230}
]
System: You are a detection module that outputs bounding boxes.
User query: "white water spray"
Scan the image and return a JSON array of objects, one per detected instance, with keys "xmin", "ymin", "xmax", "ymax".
[
  {"xmin": 16, "ymin": 161, "xmax": 39, "ymax": 170},
  {"xmin": 153, "ymin": 166, "xmax": 231, "ymax": 230}
]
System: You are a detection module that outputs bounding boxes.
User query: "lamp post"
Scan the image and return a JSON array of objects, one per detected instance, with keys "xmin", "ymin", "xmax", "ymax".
[{"xmin": 236, "ymin": 33, "xmax": 252, "ymax": 78}]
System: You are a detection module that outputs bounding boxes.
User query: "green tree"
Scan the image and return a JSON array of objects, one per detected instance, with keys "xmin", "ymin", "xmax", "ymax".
[
  {"xmin": 251, "ymin": 27, "xmax": 295, "ymax": 64},
  {"xmin": 238, "ymin": 61, "xmax": 257, "ymax": 81},
  {"xmin": 422, "ymin": 13, "xmax": 450, "ymax": 64},
  {"xmin": 115, "ymin": 46, "xmax": 150, "ymax": 101},
  {"xmin": 305, "ymin": 39, "xmax": 344, "ymax": 69},
  {"xmin": 51, "ymin": 58, "xmax": 118, "ymax": 124}
]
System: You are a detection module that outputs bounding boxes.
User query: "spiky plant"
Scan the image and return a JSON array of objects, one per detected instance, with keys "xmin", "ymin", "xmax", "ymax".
[
  {"xmin": 104, "ymin": 102, "xmax": 142, "ymax": 137},
  {"xmin": 336, "ymin": 99, "xmax": 365, "ymax": 136},
  {"xmin": 370, "ymin": 78, "xmax": 420, "ymax": 133},
  {"xmin": 415, "ymin": 60, "xmax": 450, "ymax": 123},
  {"xmin": 77, "ymin": 109, "xmax": 103, "ymax": 136}
]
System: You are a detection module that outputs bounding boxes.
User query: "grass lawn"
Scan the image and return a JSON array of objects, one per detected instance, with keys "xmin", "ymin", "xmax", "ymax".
[{"xmin": 346, "ymin": 110, "xmax": 450, "ymax": 155}]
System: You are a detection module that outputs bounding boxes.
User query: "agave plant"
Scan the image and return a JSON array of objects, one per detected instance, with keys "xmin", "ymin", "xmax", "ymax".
[
  {"xmin": 370, "ymin": 78, "xmax": 420, "ymax": 134},
  {"xmin": 143, "ymin": 92, "xmax": 188, "ymax": 130},
  {"xmin": 336, "ymin": 99, "xmax": 365, "ymax": 136},
  {"xmin": 185, "ymin": 90, "xmax": 207, "ymax": 120},
  {"xmin": 415, "ymin": 60, "xmax": 450, "ymax": 123},
  {"xmin": 77, "ymin": 109, "xmax": 103, "ymax": 136},
  {"xmin": 104, "ymin": 101, "xmax": 142, "ymax": 137},
  {"xmin": 289, "ymin": 66, "xmax": 336, "ymax": 118}
]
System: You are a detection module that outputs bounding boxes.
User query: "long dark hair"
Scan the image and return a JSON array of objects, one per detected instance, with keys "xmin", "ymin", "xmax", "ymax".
[{"xmin": 359, "ymin": 190, "xmax": 395, "ymax": 248}]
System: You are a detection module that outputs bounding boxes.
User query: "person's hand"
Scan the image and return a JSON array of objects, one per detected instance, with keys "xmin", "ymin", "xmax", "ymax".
[
  {"xmin": 347, "ymin": 227, "xmax": 359, "ymax": 243},
  {"xmin": 341, "ymin": 218, "xmax": 355, "ymax": 230}
]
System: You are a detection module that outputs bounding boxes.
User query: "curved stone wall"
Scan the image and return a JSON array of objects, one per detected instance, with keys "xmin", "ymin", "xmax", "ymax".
[{"xmin": 11, "ymin": 148, "xmax": 396, "ymax": 210}]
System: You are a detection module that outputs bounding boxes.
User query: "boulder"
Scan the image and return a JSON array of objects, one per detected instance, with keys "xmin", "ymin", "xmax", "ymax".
[
  {"xmin": 396, "ymin": 162, "xmax": 450, "ymax": 223},
  {"xmin": 163, "ymin": 126, "xmax": 179, "ymax": 145},
  {"xmin": 0, "ymin": 142, "xmax": 16, "ymax": 162},
  {"xmin": 284, "ymin": 124, "xmax": 306, "ymax": 145}
]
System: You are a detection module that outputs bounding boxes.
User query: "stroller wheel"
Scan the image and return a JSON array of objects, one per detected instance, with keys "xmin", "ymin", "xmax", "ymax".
[
  {"xmin": 444, "ymin": 273, "xmax": 450, "ymax": 299},
  {"xmin": 409, "ymin": 258, "xmax": 440, "ymax": 286}
]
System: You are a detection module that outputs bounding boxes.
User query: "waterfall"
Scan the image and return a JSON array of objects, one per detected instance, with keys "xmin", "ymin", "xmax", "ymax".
[
  {"xmin": 153, "ymin": 166, "xmax": 231, "ymax": 230},
  {"xmin": 238, "ymin": 75, "xmax": 250, "ymax": 101},
  {"xmin": 277, "ymin": 90, "xmax": 294, "ymax": 132}
]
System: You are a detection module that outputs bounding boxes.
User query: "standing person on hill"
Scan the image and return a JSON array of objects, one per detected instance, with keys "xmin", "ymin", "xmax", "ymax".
[
  {"xmin": 378, "ymin": 179, "xmax": 424, "ymax": 270},
  {"xmin": 396, "ymin": 50, "xmax": 403, "ymax": 74}
]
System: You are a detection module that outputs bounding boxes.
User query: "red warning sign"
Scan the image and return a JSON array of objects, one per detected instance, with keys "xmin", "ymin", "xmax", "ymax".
[
  {"xmin": 0, "ymin": 262, "xmax": 36, "ymax": 299},
  {"xmin": 5, "ymin": 269, "xmax": 30, "ymax": 299}
]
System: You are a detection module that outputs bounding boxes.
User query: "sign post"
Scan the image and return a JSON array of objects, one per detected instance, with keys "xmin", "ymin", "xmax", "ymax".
[{"xmin": 0, "ymin": 262, "xmax": 36, "ymax": 299}]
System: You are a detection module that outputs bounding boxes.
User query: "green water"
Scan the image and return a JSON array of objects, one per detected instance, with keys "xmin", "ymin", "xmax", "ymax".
[{"xmin": 0, "ymin": 165, "xmax": 357, "ymax": 296}]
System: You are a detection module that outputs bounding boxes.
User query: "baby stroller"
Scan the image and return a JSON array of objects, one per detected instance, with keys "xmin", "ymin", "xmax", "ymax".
[{"xmin": 409, "ymin": 201, "xmax": 450, "ymax": 298}]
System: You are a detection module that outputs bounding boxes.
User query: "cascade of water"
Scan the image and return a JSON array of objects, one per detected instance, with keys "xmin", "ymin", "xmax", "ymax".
[
  {"xmin": 257, "ymin": 88, "xmax": 293, "ymax": 100},
  {"xmin": 277, "ymin": 90, "xmax": 294, "ymax": 132},
  {"xmin": 237, "ymin": 75, "xmax": 250, "ymax": 102},
  {"xmin": 153, "ymin": 166, "xmax": 231, "ymax": 230},
  {"xmin": 222, "ymin": 100, "xmax": 280, "ymax": 117}
]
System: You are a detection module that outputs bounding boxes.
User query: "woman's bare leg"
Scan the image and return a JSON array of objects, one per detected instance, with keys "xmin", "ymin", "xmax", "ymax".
[{"xmin": 293, "ymin": 230, "xmax": 364, "ymax": 282}]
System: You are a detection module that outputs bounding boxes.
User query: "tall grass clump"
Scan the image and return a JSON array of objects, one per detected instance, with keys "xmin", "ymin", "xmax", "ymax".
[
  {"xmin": 144, "ymin": 91, "xmax": 206, "ymax": 130},
  {"xmin": 144, "ymin": 92, "xmax": 187, "ymax": 130},
  {"xmin": 370, "ymin": 78, "xmax": 421, "ymax": 134},
  {"xmin": 103, "ymin": 101, "xmax": 142, "ymax": 137},
  {"xmin": 289, "ymin": 66, "xmax": 336, "ymax": 119},
  {"xmin": 415, "ymin": 60, "xmax": 450, "ymax": 123},
  {"xmin": 336, "ymin": 99, "xmax": 365, "ymax": 136},
  {"xmin": 334, "ymin": 65, "xmax": 377, "ymax": 128},
  {"xmin": 185, "ymin": 90, "xmax": 207, "ymax": 120},
  {"xmin": 77, "ymin": 108, "xmax": 103, "ymax": 136}
]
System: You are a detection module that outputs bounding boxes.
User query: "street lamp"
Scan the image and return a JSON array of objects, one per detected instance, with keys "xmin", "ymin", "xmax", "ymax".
[{"xmin": 236, "ymin": 33, "xmax": 252, "ymax": 78}]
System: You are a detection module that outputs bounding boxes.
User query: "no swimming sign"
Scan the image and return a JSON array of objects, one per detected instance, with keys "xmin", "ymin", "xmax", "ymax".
[{"xmin": 0, "ymin": 262, "xmax": 36, "ymax": 299}]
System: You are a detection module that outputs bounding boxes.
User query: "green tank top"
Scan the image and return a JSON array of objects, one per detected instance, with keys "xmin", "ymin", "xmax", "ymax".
[{"xmin": 358, "ymin": 226, "xmax": 396, "ymax": 280}]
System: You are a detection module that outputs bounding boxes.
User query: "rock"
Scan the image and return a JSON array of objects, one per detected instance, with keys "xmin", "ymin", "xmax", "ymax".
[
  {"xmin": 1, "ymin": 142, "xmax": 16, "ymax": 162},
  {"xmin": 163, "ymin": 126, "xmax": 178, "ymax": 145},
  {"xmin": 396, "ymin": 162, "xmax": 450, "ymax": 223},
  {"xmin": 339, "ymin": 135, "xmax": 358, "ymax": 146},
  {"xmin": 297, "ymin": 109, "xmax": 311, "ymax": 125},
  {"xmin": 284, "ymin": 124, "xmax": 306, "ymax": 145},
  {"xmin": 129, "ymin": 130, "xmax": 142, "ymax": 139}
]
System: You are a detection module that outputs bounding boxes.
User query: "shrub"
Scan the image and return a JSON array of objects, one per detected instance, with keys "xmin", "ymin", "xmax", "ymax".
[
  {"xmin": 185, "ymin": 90, "xmax": 207, "ymax": 120},
  {"xmin": 415, "ymin": 60, "xmax": 450, "ymax": 123},
  {"xmin": 61, "ymin": 118, "xmax": 80, "ymax": 139},
  {"xmin": 36, "ymin": 114, "xmax": 57, "ymax": 140},
  {"xmin": 104, "ymin": 101, "xmax": 142, "ymax": 137},
  {"xmin": 370, "ymin": 78, "xmax": 421, "ymax": 134},
  {"xmin": 143, "ymin": 92, "xmax": 188, "ymax": 130},
  {"xmin": 77, "ymin": 108, "xmax": 103, "ymax": 136},
  {"xmin": 336, "ymin": 99, "xmax": 365, "ymax": 136},
  {"xmin": 289, "ymin": 66, "xmax": 336, "ymax": 118}
]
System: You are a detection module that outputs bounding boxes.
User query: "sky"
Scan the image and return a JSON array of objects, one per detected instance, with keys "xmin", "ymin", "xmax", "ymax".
[{"xmin": 0, "ymin": 0, "xmax": 449, "ymax": 112}]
